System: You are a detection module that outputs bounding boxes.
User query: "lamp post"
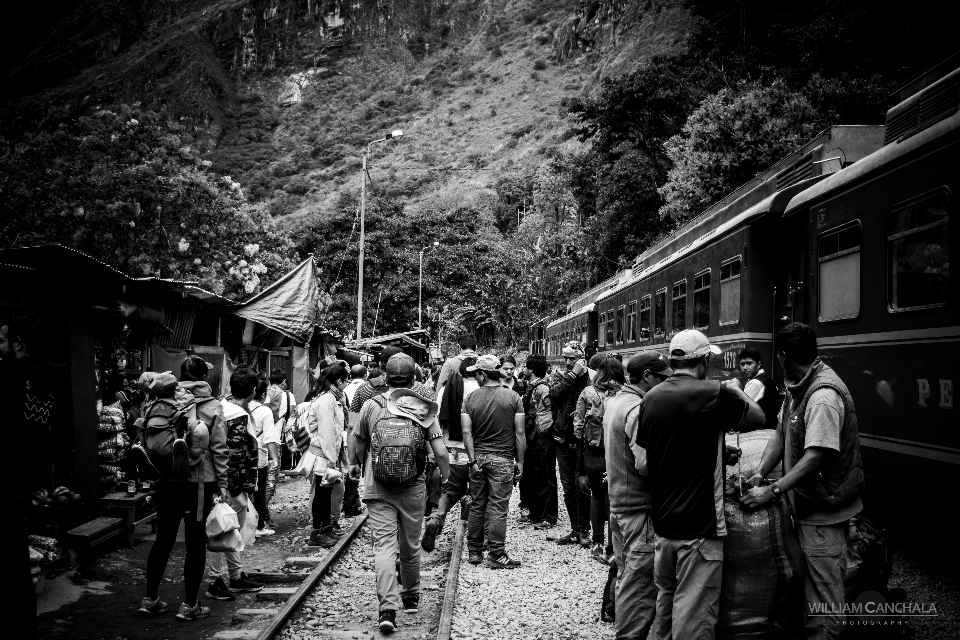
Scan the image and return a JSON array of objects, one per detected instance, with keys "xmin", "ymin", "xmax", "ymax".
[
  {"xmin": 418, "ymin": 241, "xmax": 439, "ymax": 328},
  {"xmin": 357, "ymin": 129, "xmax": 403, "ymax": 342}
]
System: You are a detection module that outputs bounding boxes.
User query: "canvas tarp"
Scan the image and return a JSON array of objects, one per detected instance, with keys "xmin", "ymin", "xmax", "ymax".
[{"xmin": 233, "ymin": 256, "xmax": 320, "ymax": 344}]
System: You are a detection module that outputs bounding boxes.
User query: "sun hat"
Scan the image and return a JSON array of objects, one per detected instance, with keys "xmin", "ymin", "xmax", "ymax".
[{"xmin": 387, "ymin": 388, "xmax": 439, "ymax": 427}]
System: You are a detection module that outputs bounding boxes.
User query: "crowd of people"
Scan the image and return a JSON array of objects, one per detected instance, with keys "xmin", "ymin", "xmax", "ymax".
[{"xmin": 3, "ymin": 312, "xmax": 864, "ymax": 640}]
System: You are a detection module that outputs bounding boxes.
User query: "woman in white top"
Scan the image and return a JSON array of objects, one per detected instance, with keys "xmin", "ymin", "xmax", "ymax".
[
  {"xmin": 305, "ymin": 364, "xmax": 349, "ymax": 548},
  {"xmin": 249, "ymin": 379, "xmax": 280, "ymax": 535}
]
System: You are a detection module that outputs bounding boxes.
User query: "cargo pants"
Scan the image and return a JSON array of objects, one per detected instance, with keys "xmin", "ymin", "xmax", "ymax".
[
  {"xmin": 797, "ymin": 521, "xmax": 847, "ymax": 640},
  {"xmin": 653, "ymin": 536, "xmax": 724, "ymax": 640},
  {"xmin": 610, "ymin": 509, "xmax": 657, "ymax": 640},
  {"xmin": 366, "ymin": 486, "xmax": 425, "ymax": 612}
]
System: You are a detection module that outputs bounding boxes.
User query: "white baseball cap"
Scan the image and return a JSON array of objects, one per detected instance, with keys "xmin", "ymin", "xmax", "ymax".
[{"xmin": 669, "ymin": 330, "xmax": 721, "ymax": 360}]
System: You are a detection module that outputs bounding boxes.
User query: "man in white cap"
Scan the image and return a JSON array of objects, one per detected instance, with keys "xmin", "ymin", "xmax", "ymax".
[
  {"xmin": 348, "ymin": 353, "xmax": 450, "ymax": 635},
  {"xmin": 461, "ymin": 355, "xmax": 526, "ymax": 569},
  {"xmin": 636, "ymin": 330, "xmax": 764, "ymax": 640}
]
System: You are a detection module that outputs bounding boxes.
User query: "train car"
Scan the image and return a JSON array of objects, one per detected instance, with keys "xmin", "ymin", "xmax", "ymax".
[
  {"xmin": 779, "ymin": 57, "xmax": 960, "ymax": 476},
  {"xmin": 544, "ymin": 304, "xmax": 599, "ymax": 368},
  {"xmin": 527, "ymin": 314, "xmax": 551, "ymax": 358},
  {"xmin": 594, "ymin": 125, "xmax": 884, "ymax": 383}
]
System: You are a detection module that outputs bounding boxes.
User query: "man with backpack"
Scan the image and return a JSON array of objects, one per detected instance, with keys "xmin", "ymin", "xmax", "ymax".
[
  {"xmin": 436, "ymin": 335, "xmax": 480, "ymax": 389},
  {"xmin": 521, "ymin": 355, "xmax": 558, "ymax": 529},
  {"xmin": 137, "ymin": 359, "xmax": 230, "ymax": 622},
  {"xmin": 351, "ymin": 347, "xmax": 435, "ymax": 413},
  {"xmin": 348, "ymin": 353, "xmax": 450, "ymax": 635},
  {"xmin": 461, "ymin": 355, "xmax": 526, "ymax": 569}
]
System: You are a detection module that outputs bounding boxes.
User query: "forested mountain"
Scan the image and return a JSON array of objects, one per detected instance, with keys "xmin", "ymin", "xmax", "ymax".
[{"xmin": 1, "ymin": 0, "xmax": 955, "ymax": 347}]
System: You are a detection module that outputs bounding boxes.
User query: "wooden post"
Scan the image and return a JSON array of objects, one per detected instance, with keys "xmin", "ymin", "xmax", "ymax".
[{"xmin": 68, "ymin": 316, "xmax": 99, "ymax": 513}]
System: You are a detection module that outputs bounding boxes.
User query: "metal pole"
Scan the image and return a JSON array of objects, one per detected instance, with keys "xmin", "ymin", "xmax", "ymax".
[
  {"xmin": 418, "ymin": 248, "xmax": 424, "ymax": 328},
  {"xmin": 357, "ymin": 149, "xmax": 367, "ymax": 341}
]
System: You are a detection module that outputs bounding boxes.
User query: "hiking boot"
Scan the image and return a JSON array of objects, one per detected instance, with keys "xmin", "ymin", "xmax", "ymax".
[
  {"xmin": 421, "ymin": 517, "xmax": 440, "ymax": 553},
  {"xmin": 483, "ymin": 552, "xmax": 521, "ymax": 569},
  {"xmin": 517, "ymin": 513, "xmax": 535, "ymax": 525},
  {"xmin": 129, "ymin": 444, "xmax": 161, "ymax": 481},
  {"xmin": 175, "ymin": 601, "xmax": 210, "ymax": 621},
  {"xmin": 378, "ymin": 609, "xmax": 397, "ymax": 634},
  {"xmin": 402, "ymin": 594, "xmax": 419, "ymax": 613},
  {"xmin": 306, "ymin": 528, "xmax": 336, "ymax": 548},
  {"xmin": 580, "ymin": 536, "xmax": 592, "ymax": 548},
  {"xmin": 255, "ymin": 527, "xmax": 276, "ymax": 538},
  {"xmin": 549, "ymin": 531, "xmax": 582, "ymax": 545},
  {"xmin": 329, "ymin": 523, "xmax": 344, "ymax": 538},
  {"xmin": 591, "ymin": 543, "xmax": 608, "ymax": 564},
  {"xmin": 601, "ymin": 611, "xmax": 615, "ymax": 623},
  {"xmin": 229, "ymin": 572, "xmax": 263, "ymax": 593},
  {"xmin": 533, "ymin": 520, "xmax": 556, "ymax": 530},
  {"xmin": 170, "ymin": 438, "xmax": 190, "ymax": 477},
  {"xmin": 205, "ymin": 578, "xmax": 235, "ymax": 601},
  {"xmin": 138, "ymin": 596, "xmax": 168, "ymax": 615},
  {"xmin": 467, "ymin": 550, "xmax": 484, "ymax": 565},
  {"xmin": 344, "ymin": 507, "xmax": 365, "ymax": 517}
]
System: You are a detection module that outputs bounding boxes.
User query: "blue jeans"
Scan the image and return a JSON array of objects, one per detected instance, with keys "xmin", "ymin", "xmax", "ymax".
[{"xmin": 467, "ymin": 453, "xmax": 515, "ymax": 555}]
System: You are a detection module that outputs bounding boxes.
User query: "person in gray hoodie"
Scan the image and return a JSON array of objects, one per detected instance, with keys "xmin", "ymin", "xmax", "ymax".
[
  {"xmin": 603, "ymin": 352, "xmax": 672, "ymax": 639},
  {"xmin": 139, "ymin": 356, "xmax": 229, "ymax": 622}
]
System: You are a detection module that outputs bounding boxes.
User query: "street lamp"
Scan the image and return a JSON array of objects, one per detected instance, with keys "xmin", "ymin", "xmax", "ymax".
[
  {"xmin": 357, "ymin": 129, "xmax": 403, "ymax": 342},
  {"xmin": 419, "ymin": 241, "xmax": 439, "ymax": 328}
]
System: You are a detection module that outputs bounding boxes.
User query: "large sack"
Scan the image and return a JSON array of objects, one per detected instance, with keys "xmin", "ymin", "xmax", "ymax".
[
  {"xmin": 725, "ymin": 430, "xmax": 781, "ymax": 480},
  {"xmin": 718, "ymin": 431, "xmax": 803, "ymax": 640}
]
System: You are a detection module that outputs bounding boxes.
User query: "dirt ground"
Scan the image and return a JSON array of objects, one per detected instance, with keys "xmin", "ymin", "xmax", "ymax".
[{"xmin": 37, "ymin": 475, "xmax": 331, "ymax": 640}]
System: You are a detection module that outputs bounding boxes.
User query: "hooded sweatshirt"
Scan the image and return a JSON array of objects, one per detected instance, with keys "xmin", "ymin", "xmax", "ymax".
[
  {"xmin": 178, "ymin": 380, "xmax": 229, "ymax": 488},
  {"xmin": 603, "ymin": 384, "xmax": 652, "ymax": 513}
]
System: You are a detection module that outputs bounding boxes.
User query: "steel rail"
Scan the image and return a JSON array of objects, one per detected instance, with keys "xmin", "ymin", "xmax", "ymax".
[{"xmin": 435, "ymin": 515, "xmax": 467, "ymax": 640}]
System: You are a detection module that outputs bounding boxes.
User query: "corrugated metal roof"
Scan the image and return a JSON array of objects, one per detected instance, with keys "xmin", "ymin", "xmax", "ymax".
[{"xmin": 546, "ymin": 303, "xmax": 596, "ymax": 329}]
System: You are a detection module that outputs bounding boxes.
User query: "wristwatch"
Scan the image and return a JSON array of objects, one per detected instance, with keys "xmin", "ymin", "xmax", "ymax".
[{"xmin": 770, "ymin": 483, "xmax": 783, "ymax": 501}]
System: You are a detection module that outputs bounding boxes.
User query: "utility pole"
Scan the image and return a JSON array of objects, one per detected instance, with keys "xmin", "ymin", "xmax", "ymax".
[
  {"xmin": 418, "ymin": 241, "xmax": 439, "ymax": 328},
  {"xmin": 356, "ymin": 130, "xmax": 403, "ymax": 342}
]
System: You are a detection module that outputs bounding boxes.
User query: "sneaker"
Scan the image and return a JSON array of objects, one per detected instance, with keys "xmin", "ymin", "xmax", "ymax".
[
  {"xmin": 329, "ymin": 524, "xmax": 344, "ymax": 538},
  {"xmin": 306, "ymin": 528, "xmax": 336, "ymax": 548},
  {"xmin": 129, "ymin": 444, "xmax": 161, "ymax": 481},
  {"xmin": 175, "ymin": 601, "xmax": 210, "ymax": 621},
  {"xmin": 580, "ymin": 536, "xmax": 592, "ymax": 548},
  {"xmin": 344, "ymin": 508, "xmax": 366, "ymax": 517},
  {"xmin": 421, "ymin": 518, "xmax": 440, "ymax": 553},
  {"xmin": 378, "ymin": 609, "xmax": 397, "ymax": 633},
  {"xmin": 255, "ymin": 527, "xmax": 276, "ymax": 538},
  {"xmin": 229, "ymin": 572, "xmax": 263, "ymax": 593},
  {"xmin": 467, "ymin": 550, "xmax": 483, "ymax": 565},
  {"xmin": 533, "ymin": 520, "xmax": 556, "ymax": 530},
  {"xmin": 170, "ymin": 438, "xmax": 190, "ymax": 477},
  {"xmin": 601, "ymin": 611, "xmax": 615, "ymax": 623},
  {"xmin": 591, "ymin": 543, "xmax": 608, "ymax": 564},
  {"xmin": 205, "ymin": 578, "xmax": 235, "ymax": 601},
  {"xmin": 549, "ymin": 531, "xmax": 582, "ymax": 545},
  {"xmin": 402, "ymin": 594, "xmax": 419, "ymax": 614},
  {"xmin": 138, "ymin": 596, "xmax": 168, "ymax": 615},
  {"xmin": 266, "ymin": 520, "xmax": 279, "ymax": 530},
  {"xmin": 517, "ymin": 514, "xmax": 535, "ymax": 525},
  {"xmin": 483, "ymin": 552, "xmax": 521, "ymax": 569}
]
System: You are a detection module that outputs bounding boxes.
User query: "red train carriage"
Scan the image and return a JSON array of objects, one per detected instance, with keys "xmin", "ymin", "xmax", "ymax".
[{"xmin": 780, "ymin": 60, "xmax": 960, "ymax": 475}]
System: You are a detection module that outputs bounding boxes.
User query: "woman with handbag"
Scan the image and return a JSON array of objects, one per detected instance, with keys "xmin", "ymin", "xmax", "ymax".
[{"xmin": 305, "ymin": 365, "xmax": 350, "ymax": 547}]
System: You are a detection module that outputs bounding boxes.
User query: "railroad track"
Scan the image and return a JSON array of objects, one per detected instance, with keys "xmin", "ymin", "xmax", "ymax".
[{"xmin": 210, "ymin": 507, "xmax": 467, "ymax": 640}]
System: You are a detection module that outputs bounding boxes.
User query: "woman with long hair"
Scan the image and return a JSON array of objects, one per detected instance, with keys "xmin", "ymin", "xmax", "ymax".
[
  {"xmin": 573, "ymin": 354, "xmax": 624, "ymax": 563},
  {"xmin": 305, "ymin": 364, "xmax": 349, "ymax": 547}
]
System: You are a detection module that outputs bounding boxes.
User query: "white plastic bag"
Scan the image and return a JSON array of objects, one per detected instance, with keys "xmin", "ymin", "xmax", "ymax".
[
  {"xmin": 293, "ymin": 448, "xmax": 317, "ymax": 480},
  {"xmin": 206, "ymin": 500, "xmax": 240, "ymax": 537},
  {"xmin": 207, "ymin": 528, "xmax": 243, "ymax": 553},
  {"xmin": 241, "ymin": 498, "xmax": 258, "ymax": 548}
]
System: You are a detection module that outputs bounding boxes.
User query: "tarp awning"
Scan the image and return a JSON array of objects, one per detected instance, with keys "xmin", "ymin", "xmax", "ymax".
[{"xmin": 233, "ymin": 256, "xmax": 320, "ymax": 343}]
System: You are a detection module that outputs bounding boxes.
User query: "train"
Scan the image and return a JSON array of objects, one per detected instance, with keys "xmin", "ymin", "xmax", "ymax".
[{"xmin": 530, "ymin": 54, "xmax": 960, "ymax": 477}]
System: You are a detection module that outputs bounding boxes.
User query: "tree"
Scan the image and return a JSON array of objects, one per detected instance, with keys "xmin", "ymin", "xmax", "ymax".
[{"xmin": 0, "ymin": 104, "xmax": 292, "ymax": 299}]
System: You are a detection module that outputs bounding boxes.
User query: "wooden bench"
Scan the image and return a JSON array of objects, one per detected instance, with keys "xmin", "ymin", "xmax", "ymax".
[
  {"xmin": 67, "ymin": 517, "xmax": 123, "ymax": 567},
  {"xmin": 100, "ymin": 491, "xmax": 157, "ymax": 547}
]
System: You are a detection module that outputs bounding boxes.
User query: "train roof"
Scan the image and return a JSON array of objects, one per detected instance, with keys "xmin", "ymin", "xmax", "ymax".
[
  {"xmin": 785, "ymin": 109, "xmax": 960, "ymax": 216},
  {"xmin": 546, "ymin": 303, "xmax": 596, "ymax": 329},
  {"xmin": 596, "ymin": 178, "xmax": 824, "ymax": 304}
]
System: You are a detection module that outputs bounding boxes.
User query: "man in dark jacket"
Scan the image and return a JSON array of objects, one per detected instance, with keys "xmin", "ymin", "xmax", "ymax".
[
  {"xmin": 738, "ymin": 346, "xmax": 782, "ymax": 430},
  {"xmin": 742, "ymin": 323, "xmax": 864, "ymax": 640},
  {"xmin": 542, "ymin": 342, "xmax": 591, "ymax": 545}
]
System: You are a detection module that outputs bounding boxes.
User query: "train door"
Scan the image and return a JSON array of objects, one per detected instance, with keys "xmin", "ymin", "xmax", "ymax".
[{"xmin": 779, "ymin": 208, "xmax": 813, "ymax": 327}]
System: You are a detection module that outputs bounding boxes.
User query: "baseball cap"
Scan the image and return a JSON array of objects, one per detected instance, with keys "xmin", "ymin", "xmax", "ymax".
[
  {"xmin": 466, "ymin": 354, "xmax": 501, "ymax": 373},
  {"xmin": 385, "ymin": 353, "xmax": 416, "ymax": 380},
  {"xmin": 627, "ymin": 352, "xmax": 674, "ymax": 378},
  {"xmin": 670, "ymin": 329, "xmax": 722, "ymax": 360}
]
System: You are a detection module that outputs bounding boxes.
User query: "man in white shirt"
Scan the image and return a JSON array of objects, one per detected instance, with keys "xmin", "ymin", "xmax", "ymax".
[
  {"xmin": 345, "ymin": 365, "xmax": 367, "ymax": 408},
  {"xmin": 251, "ymin": 381, "xmax": 281, "ymax": 536}
]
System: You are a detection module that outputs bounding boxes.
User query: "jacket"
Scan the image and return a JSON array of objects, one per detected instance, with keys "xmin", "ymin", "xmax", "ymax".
[
  {"xmin": 548, "ymin": 369, "xmax": 590, "ymax": 445},
  {"xmin": 783, "ymin": 358, "xmax": 864, "ymax": 518},
  {"xmin": 439, "ymin": 371, "xmax": 465, "ymax": 441},
  {"xmin": 178, "ymin": 381, "xmax": 228, "ymax": 488},
  {"xmin": 604, "ymin": 384, "xmax": 652, "ymax": 513},
  {"xmin": 220, "ymin": 399, "xmax": 258, "ymax": 495},
  {"xmin": 308, "ymin": 390, "xmax": 345, "ymax": 469},
  {"xmin": 523, "ymin": 379, "xmax": 553, "ymax": 440},
  {"xmin": 436, "ymin": 349, "xmax": 480, "ymax": 389},
  {"xmin": 573, "ymin": 381, "xmax": 621, "ymax": 445}
]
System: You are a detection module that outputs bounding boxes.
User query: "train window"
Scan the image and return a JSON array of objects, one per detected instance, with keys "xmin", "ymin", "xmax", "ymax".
[
  {"xmin": 720, "ymin": 257, "xmax": 741, "ymax": 325},
  {"xmin": 615, "ymin": 306, "xmax": 624, "ymax": 344},
  {"xmin": 655, "ymin": 289, "xmax": 667, "ymax": 338},
  {"xmin": 888, "ymin": 189, "xmax": 950, "ymax": 312},
  {"xmin": 672, "ymin": 280, "xmax": 687, "ymax": 332},
  {"xmin": 818, "ymin": 222, "xmax": 861, "ymax": 322},
  {"xmin": 639, "ymin": 296, "xmax": 651, "ymax": 339},
  {"xmin": 606, "ymin": 312, "xmax": 615, "ymax": 345},
  {"xmin": 598, "ymin": 313, "xmax": 606, "ymax": 346},
  {"xmin": 627, "ymin": 301, "xmax": 637, "ymax": 342},
  {"xmin": 694, "ymin": 270, "xmax": 711, "ymax": 329}
]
